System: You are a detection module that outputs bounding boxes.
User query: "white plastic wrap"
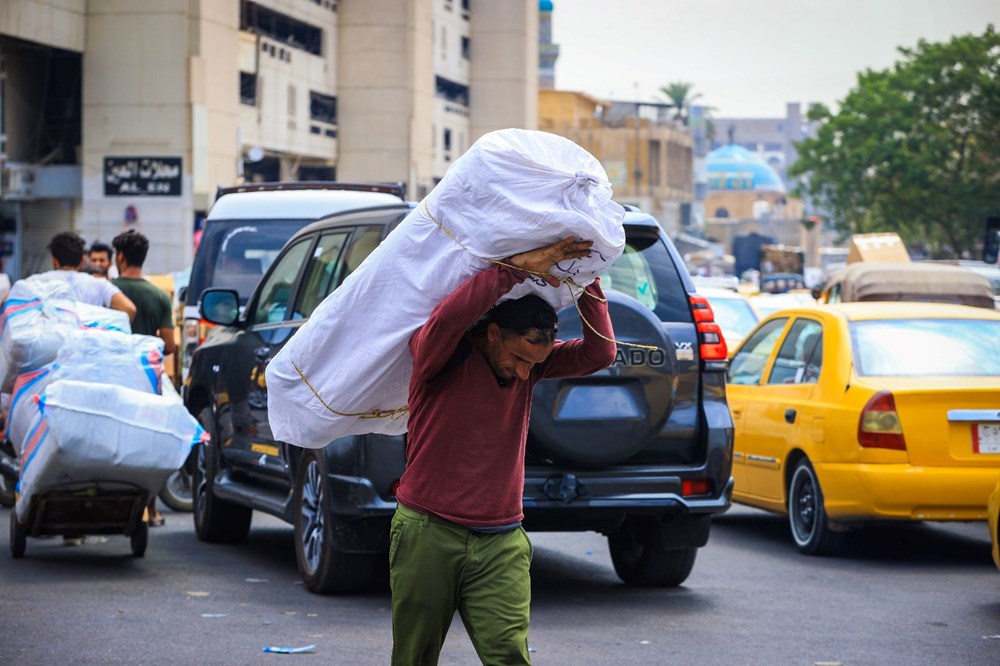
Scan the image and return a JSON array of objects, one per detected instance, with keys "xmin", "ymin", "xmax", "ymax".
[
  {"xmin": 15, "ymin": 380, "xmax": 206, "ymax": 520},
  {"xmin": 0, "ymin": 275, "xmax": 80, "ymax": 393},
  {"xmin": 266, "ymin": 129, "xmax": 626, "ymax": 448},
  {"xmin": 76, "ymin": 301, "xmax": 132, "ymax": 334},
  {"xmin": 5, "ymin": 331, "xmax": 164, "ymax": 455}
]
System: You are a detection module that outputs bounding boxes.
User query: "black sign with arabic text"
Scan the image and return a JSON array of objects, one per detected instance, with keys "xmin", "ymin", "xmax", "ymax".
[{"xmin": 104, "ymin": 157, "xmax": 182, "ymax": 196}]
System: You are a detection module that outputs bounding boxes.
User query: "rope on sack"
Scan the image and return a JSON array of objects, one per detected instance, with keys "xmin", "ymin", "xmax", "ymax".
[
  {"xmin": 292, "ymin": 361, "xmax": 410, "ymax": 421},
  {"xmin": 419, "ymin": 200, "xmax": 659, "ymax": 352}
]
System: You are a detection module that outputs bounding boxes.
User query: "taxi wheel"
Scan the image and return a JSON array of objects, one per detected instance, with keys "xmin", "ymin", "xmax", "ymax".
[{"xmin": 788, "ymin": 459, "xmax": 844, "ymax": 556}]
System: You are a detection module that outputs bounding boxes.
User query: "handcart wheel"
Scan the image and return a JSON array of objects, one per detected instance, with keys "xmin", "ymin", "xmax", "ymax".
[
  {"xmin": 130, "ymin": 520, "xmax": 148, "ymax": 558},
  {"xmin": 10, "ymin": 512, "xmax": 26, "ymax": 559}
]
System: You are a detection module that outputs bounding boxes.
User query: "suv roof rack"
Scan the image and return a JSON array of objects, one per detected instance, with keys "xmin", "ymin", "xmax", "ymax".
[{"xmin": 215, "ymin": 181, "xmax": 407, "ymax": 201}]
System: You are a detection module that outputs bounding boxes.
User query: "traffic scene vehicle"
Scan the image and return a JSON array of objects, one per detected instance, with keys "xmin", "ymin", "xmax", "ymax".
[
  {"xmin": 184, "ymin": 192, "xmax": 734, "ymax": 594},
  {"xmin": 726, "ymin": 301, "xmax": 1000, "ymax": 554}
]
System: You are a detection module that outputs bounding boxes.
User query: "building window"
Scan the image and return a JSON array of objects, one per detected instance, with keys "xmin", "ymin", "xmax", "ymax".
[
  {"xmin": 309, "ymin": 91, "xmax": 337, "ymax": 124},
  {"xmin": 441, "ymin": 26, "xmax": 446, "ymax": 60},
  {"xmin": 240, "ymin": 72, "xmax": 257, "ymax": 106},
  {"xmin": 443, "ymin": 128, "xmax": 452, "ymax": 152},
  {"xmin": 648, "ymin": 140, "xmax": 661, "ymax": 187},
  {"xmin": 461, "ymin": 36, "xmax": 470, "ymax": 60},
  {"xmin": 715, "ymin": 208, "xmax": 730, "ymax": 218},
  {"xmin": 435, "ymin": 76, "xmax": 469, "ymax": 106},
  {"xmin": 240, "ymin": 1, "xmax": 323, "ymax": 56}
]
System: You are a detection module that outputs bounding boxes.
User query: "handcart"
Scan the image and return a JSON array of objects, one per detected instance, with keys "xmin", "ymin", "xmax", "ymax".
[{"xmin": 10, "ymin": 480, "xmax": 149, "ymax": 559}]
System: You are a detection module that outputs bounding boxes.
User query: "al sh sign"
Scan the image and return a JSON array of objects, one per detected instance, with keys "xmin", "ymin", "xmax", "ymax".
[{"xmin": 104, "ymin": 157, "xmax": 182, "ymax": 196}]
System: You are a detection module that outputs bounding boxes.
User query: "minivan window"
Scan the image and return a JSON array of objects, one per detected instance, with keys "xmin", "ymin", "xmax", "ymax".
[
  {"xmin": 603, "ymin": 227, "xmax": 691, "ymax": 323},
  {"xmin": 187, "ymin": 219, "xmax": 311, "ymax": 306}
]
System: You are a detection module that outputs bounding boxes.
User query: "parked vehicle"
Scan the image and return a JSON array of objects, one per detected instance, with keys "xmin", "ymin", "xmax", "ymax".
[
  {"xmin": 727, "ymin": 302, "xmax": 1000, "ymax": 555},
  {"xmin": 698, "ymin": 287, "xmax": 759, "ymax": 356},
  {"xmin": 179, "ymin": 182, "xmax": 407, "ymax": 383},
  {"xmin": 818, "ymin": 262, "xmax": 995, "ymax": 309},
  {"xmin": 186, "ymin": 203, "xmax": 734, "ymax": 593}
]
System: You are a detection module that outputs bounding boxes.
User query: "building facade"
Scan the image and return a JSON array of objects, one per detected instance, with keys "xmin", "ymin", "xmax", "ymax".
[
  {"xmin": 0, "ymin": 0, "xmax": 538, "ymax": 276},
  {"xmin": 539, "ymin": 90, "xmax": 694, "ymax": 236}
]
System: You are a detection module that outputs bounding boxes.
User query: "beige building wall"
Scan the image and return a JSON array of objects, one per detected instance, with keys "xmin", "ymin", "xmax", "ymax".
[
  {"xmin": 468, "ymin": 0, "xmax": 537, "ymax": 141},
  {"xmin": 337, "ymin": 0, "xmax": 435, "ymax": 199},
  {"xmin": 0, "ymin": 0, "xmax": 85, "ymax": 52},
  {"xmin": 81, "ymin": 0, "xmax": 239, "ymax": 274}
]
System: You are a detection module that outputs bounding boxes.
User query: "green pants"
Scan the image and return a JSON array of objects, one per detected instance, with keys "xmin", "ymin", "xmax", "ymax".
[{"xmin": 390, "ymin": 504, "xmax": 533, "ymax": 666}]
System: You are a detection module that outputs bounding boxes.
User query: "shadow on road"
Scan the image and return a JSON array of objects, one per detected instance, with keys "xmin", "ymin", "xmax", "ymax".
[{"xmin": 714, "ymin": 509, "xmax": 994, "ymax": 568}]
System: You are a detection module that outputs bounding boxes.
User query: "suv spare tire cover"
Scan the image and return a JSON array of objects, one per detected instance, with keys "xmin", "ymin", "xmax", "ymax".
[{"xmin": 529, "ymin": 289, "xmax": 678, "ymax": 467}]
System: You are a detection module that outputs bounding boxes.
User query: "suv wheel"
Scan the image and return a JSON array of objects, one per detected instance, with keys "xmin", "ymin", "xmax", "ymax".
[
  {"xmin": 788, "ymin": 458, "xmax": 843, "ymax": 556},
  {"xmin": 192, "ymin": 407, "xmax": 252, "ymax": 543},
  {"xmin": 608, "ymin": 519, "xmax": 697, "ymax": 587},
  {"xmin": 293, "ymin": 450, "xmax": 374, "ymax": 594}
]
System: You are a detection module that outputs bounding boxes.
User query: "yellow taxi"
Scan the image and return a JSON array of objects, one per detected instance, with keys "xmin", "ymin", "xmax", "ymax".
[
  {"xmin": 727, "ymin": 302, "xmax": 1000, "ymax": 555},
  {"xmin": 989, "ymin": 476, "xmax": 1000, "ymax": 570}
]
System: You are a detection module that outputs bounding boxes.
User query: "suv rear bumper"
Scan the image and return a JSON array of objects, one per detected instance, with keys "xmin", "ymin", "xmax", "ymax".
[{"xmin": 325, "ymin": 470, "xmax": 734, "ymax": 527}]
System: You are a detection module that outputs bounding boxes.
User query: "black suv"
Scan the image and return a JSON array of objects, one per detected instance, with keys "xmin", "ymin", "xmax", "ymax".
[{"xmin": 186, "ymin": 203, "xmax": 734, "ymax": 593}]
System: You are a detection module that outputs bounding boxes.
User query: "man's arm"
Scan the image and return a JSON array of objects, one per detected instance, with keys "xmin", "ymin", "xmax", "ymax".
[
  {"xmin": 157, "ymin": 291, "xmax": 177, "ymax": 355},
  {"xmin": 537, "ymin": 277, "xmax": 617, "ymax": 379},
  {"xmin": 110, "ymin": 292, "xmax": 137, "ymax": 322},
  {"xmin": 409, "ymin": 264, "xmax": 526, "ymax": 382}
]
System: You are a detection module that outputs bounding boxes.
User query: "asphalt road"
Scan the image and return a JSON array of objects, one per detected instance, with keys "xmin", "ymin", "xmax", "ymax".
[{"xmin": 2, "ymin": 503, "xmax": 999, "ymax": 665}]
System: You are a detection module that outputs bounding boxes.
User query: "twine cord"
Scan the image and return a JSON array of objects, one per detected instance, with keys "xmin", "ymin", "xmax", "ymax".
[{"xmin": 294, "ymin": 200, "xmax": 660, "ymax": 422}]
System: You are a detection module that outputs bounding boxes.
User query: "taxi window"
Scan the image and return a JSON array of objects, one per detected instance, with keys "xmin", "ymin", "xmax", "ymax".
[
  {"xmin": 293, "ymin": 231, "xmax": 351, "ymax": 320},
  {"xmin": 728, "ymin": 318, "xmax": 788, "ymax": 385},
  {"xmin": 253, "ymin": 239, "xmax": 312, "ymax": 325},
  {"xmin": 850, "ymin": 318, "xmax": 1000, "ymax": 376},
  {"xmin": 767, "ymin": 319, "xmax": 823, "ymax": 385}
]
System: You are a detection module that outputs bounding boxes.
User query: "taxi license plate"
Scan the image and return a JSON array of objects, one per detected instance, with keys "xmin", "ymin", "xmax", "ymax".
[{"xmin": 974, "ymin": 423, "xmax": 1000, "ymax": 454}]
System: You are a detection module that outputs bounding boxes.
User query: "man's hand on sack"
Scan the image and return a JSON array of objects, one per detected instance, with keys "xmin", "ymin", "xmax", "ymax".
[{"xmin": 508, "ymin": 237, "xmax": 593, "ymax": 287}]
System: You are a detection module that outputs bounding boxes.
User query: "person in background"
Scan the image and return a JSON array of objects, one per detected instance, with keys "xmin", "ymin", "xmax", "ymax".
[
  {"xmin": 112, "ymin": 229, "xmax": 176, "ymax": 527},
  {"xmin": 46, "ymin": 231, "xmax": 135, "ymax": 320},
  {"xmin": 87, "ymin": 241, "xmax": 114, "ymax": 280}
]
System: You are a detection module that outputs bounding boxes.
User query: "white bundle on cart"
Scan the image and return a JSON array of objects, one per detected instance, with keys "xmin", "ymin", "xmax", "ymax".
[
  {"xmin": 5, "ymin": 329, "xmax": 164, "ymax": 455},
  {"xmin": 15, "ymin": 380, "xmax": 205, "ymax": 521},
  {"xmin": 266, "ymin": 128, "xmax": 626, "ymax": 448},
  {"xmin": 0, "ymin": 274, "xmax": 81, "ymax": 393}
]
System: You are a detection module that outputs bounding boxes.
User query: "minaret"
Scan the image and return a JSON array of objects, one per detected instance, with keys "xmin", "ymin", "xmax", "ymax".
[{"xmin": 538, "ymin": 1, "xmax": 559, "ymax": 90}]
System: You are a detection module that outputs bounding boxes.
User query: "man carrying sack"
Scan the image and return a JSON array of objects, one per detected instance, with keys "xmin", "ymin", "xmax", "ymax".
[{"xmin": 390, "ymin": 237, "xmax": 617, "ymax": 665}]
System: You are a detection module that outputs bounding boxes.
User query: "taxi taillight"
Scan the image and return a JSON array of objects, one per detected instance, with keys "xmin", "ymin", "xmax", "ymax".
[
  {"xmin": 688, "ymin": 295, "xmax": 728, "ymax": 361},
  {"xmin": 858, "ymin": 391, "xmax": 906, "ymax": 451}
]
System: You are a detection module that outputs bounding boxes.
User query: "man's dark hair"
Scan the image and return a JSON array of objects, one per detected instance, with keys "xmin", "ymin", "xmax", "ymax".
[
  {"xmin": 112, "ymin": 229, "xmax": 150, "ymax": 268},
  {"xmin": 89, "ymin": 241, "xmax": 112, "ymax": 258},
  {"xmin": 47, "ymin": 231, "xmax": 86, "ymax": 268},
  {"xmin": 475, "ymin": 295, "xmax": 559, "ymax": 344}
]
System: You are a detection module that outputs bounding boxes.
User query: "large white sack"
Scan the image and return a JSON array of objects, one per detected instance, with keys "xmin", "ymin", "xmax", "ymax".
[
  {"xmin": 15, "ymin": 380, "xmax": 206, "ymax": 520},
  {"xmin": 76, "ymin": 301, "xmax": 131, "ymax": 334},
  {"xmin": 6, "ymin": 331, "xmax": 164, "ymax": 455},
  {"xmin": 267, "ymin": 129, "xmax": 625, "ymax": 448},
  {"xmin": 0, "ymin": 276, "xmax": 80, "ymax": 393}
]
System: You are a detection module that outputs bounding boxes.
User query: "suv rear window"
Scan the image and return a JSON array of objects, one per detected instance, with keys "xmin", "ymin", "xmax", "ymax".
[
  {"xmin": 604, "ymin": 226, "xmax": 691, "ymax": 323},
  {"xmin": 187, "ymin": 219, "xmax": 310, "ymax": 305}
]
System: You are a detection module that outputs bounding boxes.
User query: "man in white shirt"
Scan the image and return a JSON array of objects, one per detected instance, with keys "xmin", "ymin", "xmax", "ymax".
[{"xmin": 46, "ymin": 232, "xmax": 136, "ymax": 320}]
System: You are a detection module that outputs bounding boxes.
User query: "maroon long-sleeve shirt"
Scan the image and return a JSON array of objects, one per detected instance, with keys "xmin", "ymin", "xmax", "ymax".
[{"xmin": 396, "ymin": 264, "xmax": 617, "ymax": 527}]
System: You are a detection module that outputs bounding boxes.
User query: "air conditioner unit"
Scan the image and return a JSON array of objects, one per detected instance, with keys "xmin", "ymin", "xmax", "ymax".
[{"xmin": 1, "ymin": 163, "xmax": 36, "ymax": 200}]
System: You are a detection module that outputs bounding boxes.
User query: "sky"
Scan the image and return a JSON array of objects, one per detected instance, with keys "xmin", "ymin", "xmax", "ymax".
[{"xmin": 551, "ymin": 0, "xmax": 1000, "ymax": 118}]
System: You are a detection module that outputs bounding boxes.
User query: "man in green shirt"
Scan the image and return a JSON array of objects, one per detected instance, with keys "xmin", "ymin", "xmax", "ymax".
[{"xmin": 112, "ymin": 229, "xmax": 177, "ymax": 526}]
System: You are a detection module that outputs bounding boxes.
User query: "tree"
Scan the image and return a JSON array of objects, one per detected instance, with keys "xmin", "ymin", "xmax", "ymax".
[
  {"xmin": 658, "ymin": 82, "xmax": 702, "ymax": 122},
  {"xmin": 790, "ymin": 26, "xmax": 1000, "ymax": 257}
]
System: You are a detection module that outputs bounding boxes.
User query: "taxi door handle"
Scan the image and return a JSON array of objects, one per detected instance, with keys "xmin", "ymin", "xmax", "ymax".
[
  {"xmin": 731, "ymin": 409, "xmax": 742, "ymax": 419},
  {"xmin": 785, "ymin": 409, "xmax": 797, "ymax": 424}
]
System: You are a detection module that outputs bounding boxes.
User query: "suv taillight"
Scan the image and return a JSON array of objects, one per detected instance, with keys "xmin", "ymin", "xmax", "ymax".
[
  {"xmin": 858, "ymin": 390, "xmax": 906, "ymax": 451},
  {"xmin": 688, "ymin": 295, "xmax": 728, "ymax": 361}
]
